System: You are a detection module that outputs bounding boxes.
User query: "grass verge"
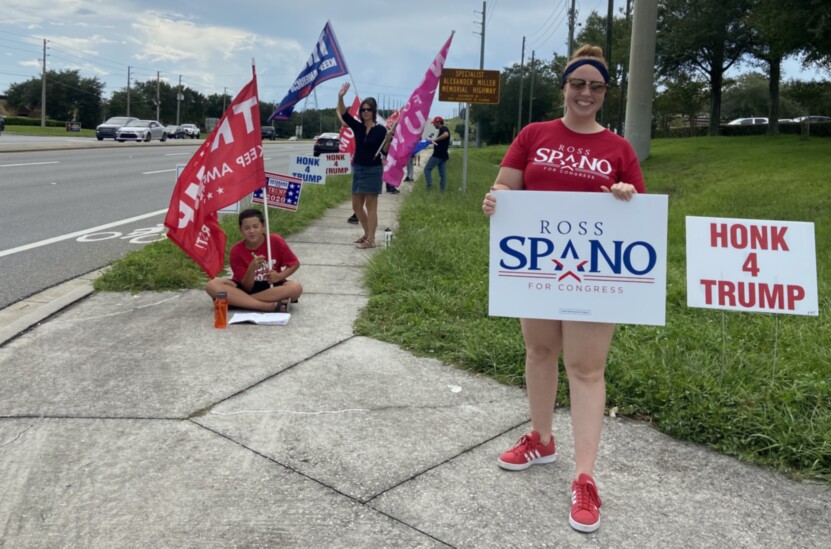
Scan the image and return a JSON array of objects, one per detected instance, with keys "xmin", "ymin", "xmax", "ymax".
[
  {"xmin": 355, "ymin": 135, "xmax": 831, "ymax": 482},
  {"xmin": 3, "ymin": 125, "xmax": 97, "ymax": 138}
]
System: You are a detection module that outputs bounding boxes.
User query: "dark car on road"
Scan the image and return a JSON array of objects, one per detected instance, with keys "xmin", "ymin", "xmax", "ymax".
[
  {"xmin": 96, "ymin": 116, "xmax": 138, "ymax": 140},
  {"xmin": 313, "ymin": 132, "xmax": 340, "ymax": 156},
  {"xmin": 261, "ymin": 125, "xmax": 277, "ymax": 141},
  {"xmin": 793, "ymin": 115, "xmax": 831, "ymax": 124},
  {"xmin": 165, "ymin": 125, "xmax": 186, "ymax": 139}
]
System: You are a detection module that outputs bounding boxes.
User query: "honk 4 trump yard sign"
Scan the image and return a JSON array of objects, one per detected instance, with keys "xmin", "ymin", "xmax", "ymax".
[
  {"xmin": 686, "ymin": 216, "xmax": 818, "ymax": 316},
  {"xmin": 488, "ymin": 191, "xmax": 668, "ymax": 325}
]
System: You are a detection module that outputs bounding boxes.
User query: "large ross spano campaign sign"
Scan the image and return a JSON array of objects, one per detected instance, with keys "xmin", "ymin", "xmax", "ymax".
[
  {"xmin": 686, "ymin": 216, "xmax": 818, "ymax": 316},
  {"xmin": 488, "ymin": 191, "xmax": 668, "ymax": 325}
]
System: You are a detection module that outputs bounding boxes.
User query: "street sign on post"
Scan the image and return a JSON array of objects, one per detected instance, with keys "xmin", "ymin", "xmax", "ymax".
[
  {"xmin": 439, "ymin": 68, "xmax": 501, "ymax": 193},
  {"xmin": 439, "ymin": 68, "xmax": 500, "ymax": 104}
]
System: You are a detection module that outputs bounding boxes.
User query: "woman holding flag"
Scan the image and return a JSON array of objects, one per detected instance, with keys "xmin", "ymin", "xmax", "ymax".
[{"xmin": 336, "ymin": 82, "xmax": 392, "ymax": 249}]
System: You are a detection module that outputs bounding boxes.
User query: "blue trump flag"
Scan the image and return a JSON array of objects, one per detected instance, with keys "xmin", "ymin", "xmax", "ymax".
[
  {"xmin": 411, "ymin": 138, "xmax": 432, "ymax": 156},
  {"xmin": 269, "ymin": 21, "xmax": 349, "ymax": 120}
]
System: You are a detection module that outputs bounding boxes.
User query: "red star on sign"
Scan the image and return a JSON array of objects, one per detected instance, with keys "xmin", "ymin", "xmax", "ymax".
[{"xmin": 551, "ymin": 259, "xmax": 588, "ymax": 282}]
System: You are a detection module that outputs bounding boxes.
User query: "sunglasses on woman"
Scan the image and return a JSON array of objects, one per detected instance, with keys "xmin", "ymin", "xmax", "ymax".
[
  {"xmin": 566, "ymin": 78, "xmax": 608, "ymax": 92},
  {"xmin": 360, "ymin": 108, "xmax": 374, "ymax": 112}
]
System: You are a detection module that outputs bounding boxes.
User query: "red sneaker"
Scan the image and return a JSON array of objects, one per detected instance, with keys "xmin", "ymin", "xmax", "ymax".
[
  {"xmin": 569, "ymin": 473, "xmax": 602, "ymax": 533},
  {"xmin": 497, "ymin": 431, "xmax": 556, "ymax": 471}
]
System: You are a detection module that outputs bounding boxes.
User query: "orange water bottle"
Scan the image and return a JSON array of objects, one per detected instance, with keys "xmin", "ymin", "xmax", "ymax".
[{"xmin": 214, "ymin": 291, "xmax": 228, "ymax": 328}]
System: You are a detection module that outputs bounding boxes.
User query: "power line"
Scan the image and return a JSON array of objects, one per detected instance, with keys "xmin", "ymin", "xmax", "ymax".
[
  {"xmin": 533, "ymin": 7, "xmax": 570, "ymax": 52},
  {"xmin": 486, "ymin": 0, "xmax": 498, "ymax": 29},
  {"xmin": 526, "ymin": 3, "xmax": 565, "ymax": 42},
  {"xmin": 529, "ymin": 3, "xmax": 569, "ymax": 51}
]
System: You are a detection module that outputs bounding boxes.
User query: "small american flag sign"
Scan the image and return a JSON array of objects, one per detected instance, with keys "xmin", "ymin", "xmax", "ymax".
[{"xmin": 252, "ymin": 172, "xmax": 303, "ymax": 212}]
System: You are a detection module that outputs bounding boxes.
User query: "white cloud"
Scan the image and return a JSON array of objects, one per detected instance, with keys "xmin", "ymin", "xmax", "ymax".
[{"xmin": 2, "ymin": 0, "xmax": 824, "ymax": 119}]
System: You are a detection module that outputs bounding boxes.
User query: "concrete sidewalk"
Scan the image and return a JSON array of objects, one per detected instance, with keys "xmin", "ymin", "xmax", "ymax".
[{"xmin": 1, "ymin": 181, "xmax": 829, "ymax": 548}]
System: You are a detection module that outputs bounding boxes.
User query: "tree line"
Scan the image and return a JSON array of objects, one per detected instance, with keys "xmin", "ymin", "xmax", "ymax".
[
  {"xmin": 3, "ymin": 0, "xmax": 829, "ymax": 141},
  {"xmin": 473, "ymin": 0, "xmax": 830, "ymax": 143}
]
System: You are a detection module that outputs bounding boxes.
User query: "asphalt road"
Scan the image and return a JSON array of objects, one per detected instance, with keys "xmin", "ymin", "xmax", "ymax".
[{"xmin": 0, "ymin": 139, "xmax": 310, "ymax": 309}]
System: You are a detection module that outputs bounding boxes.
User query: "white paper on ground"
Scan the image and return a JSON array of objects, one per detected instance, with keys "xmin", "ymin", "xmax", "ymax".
[{"xmin": 228, "ymin": 312, "xmax": 291, "ymax": 325}]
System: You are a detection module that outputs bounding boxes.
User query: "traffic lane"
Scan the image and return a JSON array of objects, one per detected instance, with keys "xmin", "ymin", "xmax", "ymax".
[
  {"xmin": 0, "ymin": 215, "xmax": 169, "ymax": 310},
  {"xmin": 0, "ymin": 141, "xmax": 312, "ymax": 306},
  {"xmin": 0, "ymin": 142, "xmax": 308, "ymax": 250},
  {"xmin": 0, "ymin": 150, "xmax": 187, "ymax": 250}
]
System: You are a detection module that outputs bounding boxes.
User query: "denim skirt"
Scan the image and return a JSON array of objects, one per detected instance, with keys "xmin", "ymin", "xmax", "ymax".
[{"xmin": 352, "ymin": 164, "xmax": 383, "ymax": 195}]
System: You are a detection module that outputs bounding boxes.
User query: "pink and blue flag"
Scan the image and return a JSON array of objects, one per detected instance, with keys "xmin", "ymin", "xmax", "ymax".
[
  {"xmin": 269, "ymin": 22, "xmax": 349, "ymax": 121},
  {"xmin": 383, "ymin": 31, "xmax": 454, "ymax": 187}
]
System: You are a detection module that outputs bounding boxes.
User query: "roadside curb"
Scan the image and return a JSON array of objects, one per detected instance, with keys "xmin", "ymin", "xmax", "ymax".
[{"xmin": 0, "ymin": 269, "xmax": 105, "ymax": 346}]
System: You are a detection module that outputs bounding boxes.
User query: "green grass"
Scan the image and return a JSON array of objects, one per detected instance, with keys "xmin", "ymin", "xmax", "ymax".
[
  {"xmin": 95, "ymin": 135, "xmax": 831, "ymax": 482},
  {"xmin": 94, "ymin": 174, "xmax": 352, "ymax": 291},
  {"xmin": 3, "ymin": 124, "xmax": 97, "ymax": 138},
  {"xmin": 355, "ymin": 135, "xmax": 831, "ymax": 482}
]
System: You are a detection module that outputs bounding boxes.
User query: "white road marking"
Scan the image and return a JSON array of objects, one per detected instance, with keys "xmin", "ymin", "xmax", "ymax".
[
  {"xmin": 142, "ymin": 168, "xmax": 177, "ymax": 174},
  {"xmin": 0, "ymin": 161, "xmax": 60, "ymax": 168},
  {"xmin": 0, "ymin": 209, "xmax": 169, "ymax": 258}
]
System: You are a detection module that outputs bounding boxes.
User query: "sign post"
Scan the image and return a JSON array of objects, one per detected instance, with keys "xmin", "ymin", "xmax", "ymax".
[
  {"xmin": 439, "ymin": 68, "xmax": 501, "ymax": 193},
  {"xmin": 439, "ymin": 69, "xmax": 501, "ymax": 104}
]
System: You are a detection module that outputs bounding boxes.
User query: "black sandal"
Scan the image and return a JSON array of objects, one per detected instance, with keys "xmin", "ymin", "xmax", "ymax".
[{"xmin": 275, "ymin": 299, "xmax": 291, "ymax": 313}]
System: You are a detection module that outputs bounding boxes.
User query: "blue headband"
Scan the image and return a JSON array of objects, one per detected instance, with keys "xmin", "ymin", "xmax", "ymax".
[{"xmin": 561, "ymin": 59, "xmax": 610, "ymax": 87}]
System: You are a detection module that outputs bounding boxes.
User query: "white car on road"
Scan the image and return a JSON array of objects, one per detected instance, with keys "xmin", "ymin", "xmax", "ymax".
[
  {"xmin": 180, "ymin": 123, "xmax": 201, "ymax": 139},
  {"xmin": 115, "ymin": 120, "xmax": 167, "ymax": 142}
]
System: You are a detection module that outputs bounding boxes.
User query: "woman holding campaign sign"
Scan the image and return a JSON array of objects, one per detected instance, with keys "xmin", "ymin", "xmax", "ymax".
[
  {"xmin": 482, "ymin": 44, "xmax": 645, "ymax": 534},
  {"xmin": 336, "ymin": 82, "xmax": 393, "ymax": 249}
]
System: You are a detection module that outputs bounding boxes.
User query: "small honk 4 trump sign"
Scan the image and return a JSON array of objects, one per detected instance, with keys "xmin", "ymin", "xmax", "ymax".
[{"xmin": 685, "ymin": 216, "xmax": 818, "ymax": 316}]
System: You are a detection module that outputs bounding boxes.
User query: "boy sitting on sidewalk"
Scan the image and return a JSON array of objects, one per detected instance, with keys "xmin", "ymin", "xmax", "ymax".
[{"xmin": 205, "ymin": 208, "xmax": 303, "ymax": 312}]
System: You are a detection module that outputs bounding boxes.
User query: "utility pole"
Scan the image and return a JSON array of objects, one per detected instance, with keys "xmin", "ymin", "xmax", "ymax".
[
  {"xmin": 516, "ymin": 36, "xmax": 525, "ymax": 136},
  {"xmin": 156, "ymin": 71, "xmax": 161, "ymax": 122},
  {"xmin": 601, "ymin": 0, "xmax": 614, "ymax": 127},
  {"xmin": 222, "ymin": 86, "xmax": 227, "ymax": 113},
  {"xmin": 624, "ymin": 0, "xmax": 658, "ymax": 160},
  {"xmin": 40, "ymin": 39, "xmax": 47, "ymax": 128},
  {"xmin": 475, "ymin": 0, "xmax": 486, "ymax": 148},
  {"xmin": 528, "ymin": 50, "xmax": 535, "ymax": 124},
  {"xmin": 126, "ymin": 66, "xmax": 131, "ymax": 117},
  {"xmin": 568, "ymin": 0, "xmax": 577, "ymax": 58},
  {"xmin": 616, "ymin": 0, "xmax": 633, "ymax": 135},
  {"xmin": 176, "ymin": 75, "xmax": 182, "ymax": 125}
]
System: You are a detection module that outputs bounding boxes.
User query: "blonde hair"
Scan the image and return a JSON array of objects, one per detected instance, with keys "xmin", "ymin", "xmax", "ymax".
[
  {"xmin": 566, "ymin": 44, "xmax": 607, "ymax": 70},
  {"xmin": 561, "ymin": 44, "xmax": 610, "ymax": 88}
]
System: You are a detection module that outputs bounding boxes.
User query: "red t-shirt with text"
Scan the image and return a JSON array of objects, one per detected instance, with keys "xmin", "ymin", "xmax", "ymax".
[
  {"xmin": 501, "ymin": 119, "xmax": 645, "ymax": 193},
  {"xmin": 229, "ymin": 234, "xmax": 298, "ymax": 283}
]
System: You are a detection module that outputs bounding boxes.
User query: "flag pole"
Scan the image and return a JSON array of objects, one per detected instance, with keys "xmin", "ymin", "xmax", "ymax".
[
  {"xmin": 262, "ymin": 176, "xmax": 273, "ymax": 281},
  {"xmin": 374, "ymin": 119, "xmax": 397, "ymax": 158},
  {"xmin": 327, "ymin": 20, "xmax": 359, "ymax": 98},
  {"xmin": 252, "ymin": 57, "xmax": 274, "ymax": 280}
]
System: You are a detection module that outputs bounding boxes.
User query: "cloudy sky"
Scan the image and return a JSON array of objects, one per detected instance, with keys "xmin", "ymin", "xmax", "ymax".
[{"xmin": 0, "ymin": 0, "xmax": 825, "ymax": 119}]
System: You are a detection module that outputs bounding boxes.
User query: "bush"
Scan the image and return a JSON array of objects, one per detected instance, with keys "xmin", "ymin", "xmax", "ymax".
[
  {"xmin": 3, "ymin": 115, "xmax": 65, "ymax": 127},
  {"xmin": 655, "ymin": 122, "xmax": 831, "ymax": 138}
]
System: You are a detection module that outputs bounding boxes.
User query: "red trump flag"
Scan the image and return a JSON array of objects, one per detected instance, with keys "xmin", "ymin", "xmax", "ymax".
[
  {"xmin": 164, "ymin": 72, "xmax": 265, "ymax": 277},
  {"xmin": 338, "ymin": 96, "xmax": 361, "ymax": 155}
]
